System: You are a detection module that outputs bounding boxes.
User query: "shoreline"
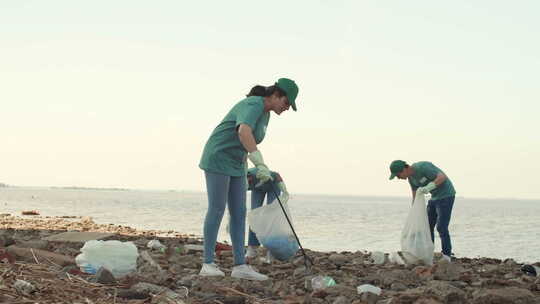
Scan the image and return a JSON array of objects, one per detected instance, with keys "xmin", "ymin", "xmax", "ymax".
[{"xmin": 1, "ymin": 215, "xmax": 539, "ymax": 303}]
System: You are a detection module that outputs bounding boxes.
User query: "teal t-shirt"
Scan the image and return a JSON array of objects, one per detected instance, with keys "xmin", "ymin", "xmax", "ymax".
[
  {"xmin": 408, "ymin": 161, "xmax": 456, "ymax": 200},
  {"xmin": 199, "ymin": 96, "xmax": 270, "ymax": 176},
  {"xmin": 247, "ymin": 168, "xmax": 279, "ymax": 192}
]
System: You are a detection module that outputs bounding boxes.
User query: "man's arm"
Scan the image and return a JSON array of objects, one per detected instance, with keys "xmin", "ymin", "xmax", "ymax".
[{"xmin": 433, "ymin": 172, "xmax": 447, "ymax": 186}]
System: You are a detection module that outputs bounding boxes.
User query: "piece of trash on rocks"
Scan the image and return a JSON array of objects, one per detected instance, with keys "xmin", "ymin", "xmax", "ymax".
[
  {"xmin": 131, "ymin": 282, "xmax": 184, "ymax": 302},
  {"xmin": 14, "ymin": 279, "xmax": 36, "ymax": 295},
  {"xmin": 0, "ymin": 249, "xmax": 15, "ymax": 264},
  {"xmin": 21, "ymin": 210, "xmax": 40, "ymax": 216},
  {"xmin": 75, "ymin": 240, "xmax": 138, "ymax": 278},
  {"xmin": 311, "ymin": 275, "xmax": 336, "ymax": 290},
  {"xmin": 183, "ymin": 244, "xmax": 204, "ymax": 253},
  {"xmin": 215, "ymin": 241, "xmax": 232, "ymax": 252},
  {"xmin": 147, "ymin": 239, "xmax": 166, "ymax": 252},
  {"xmin": 370, "ymin": 251, "xmax": 386, "ymax": 265},
  {"xmin": 357, "ymin": 284, "xmax": 382, "ymax": 296},
  {"xmin": 521, "ymin": 264, "xmax": 540, "ymax": 277},
  {"xmin": 389, "ymin": 251, "xmax": 405, "ymax": 265},
  {"xmin": 175, "ymin": 286, "xmax": 189, "ymax": 298},
  {"xmin": 174, "ymin": 246, "xmax": 184, "ymax": 254}
]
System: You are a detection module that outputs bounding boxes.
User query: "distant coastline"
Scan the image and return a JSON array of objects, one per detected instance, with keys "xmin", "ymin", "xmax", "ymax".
[{"xmin": 50, "ymin": 186, "xmax": 129, "ymax": 191}]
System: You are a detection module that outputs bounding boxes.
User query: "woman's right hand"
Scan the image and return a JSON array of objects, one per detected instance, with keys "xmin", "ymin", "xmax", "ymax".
[{"xmin": 248, "ymin": 150, "xmax": 273, "ymax": 187}]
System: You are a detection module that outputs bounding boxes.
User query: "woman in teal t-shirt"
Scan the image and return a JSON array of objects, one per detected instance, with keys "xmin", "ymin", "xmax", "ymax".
[{"xmin": 198, "ymin": 78, "xmax": 299, "ymax": 280}]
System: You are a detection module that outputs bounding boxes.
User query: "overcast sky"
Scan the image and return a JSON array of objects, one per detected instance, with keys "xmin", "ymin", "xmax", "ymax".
[{"xmin": 1, "ymin": 1, "xmax": 539, "ymax": 199}]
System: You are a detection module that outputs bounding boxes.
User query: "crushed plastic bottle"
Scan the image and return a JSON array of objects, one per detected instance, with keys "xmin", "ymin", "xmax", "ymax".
[
  {"xmin": 357, "ymin": 284, "xmax": 382, "ymax": 296},
  {"xmin": 14, "ymin": 280, "xmax": 36, "ymax": 295},
  {"xmin": 371, "ymin": 251, "xmax": 386, "ymax": 265},
  {"xmin": 311, "ymin": 275, "xmax": 336, "ymax": 290},
  {"xmin": 147, "ymin": 240, "xmax": 166, "ymax": 252},
  {"xmin": 389, "ymin": 251, "xmax": 405, "ymax": 265}
]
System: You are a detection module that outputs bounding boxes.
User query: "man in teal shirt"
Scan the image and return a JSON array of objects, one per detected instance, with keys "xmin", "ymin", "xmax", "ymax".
[
  {"xmin": 389, "ymin": 160, "xmax": 456, "ymax": 261},
  {"xmin": 198, "ymin": 78, "xmax": 299, "ymax": 280}
]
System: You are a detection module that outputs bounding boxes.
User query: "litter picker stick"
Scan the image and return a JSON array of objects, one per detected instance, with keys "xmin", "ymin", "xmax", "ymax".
[{"xmin": 270, "ymin": 185, "xmax": 313, "ymax": 270}]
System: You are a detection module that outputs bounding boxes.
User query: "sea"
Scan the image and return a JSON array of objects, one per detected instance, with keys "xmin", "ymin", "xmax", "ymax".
[{"xmin": 1, "ymin": 187, "xmax": 538, "ymax": 264}]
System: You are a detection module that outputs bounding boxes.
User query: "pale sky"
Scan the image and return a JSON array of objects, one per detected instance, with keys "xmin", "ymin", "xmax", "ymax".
[{"xmin": 1, "ymin": 1, "xmax": 539, "ymax": 199}]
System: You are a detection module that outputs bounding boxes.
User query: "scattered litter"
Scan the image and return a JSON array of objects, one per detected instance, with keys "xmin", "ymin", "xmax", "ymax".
[
  {"xmin": 21, "ymin": 210, "xmax": 40, "ymax": 216},
  {"xmin": 147, "ymin": 239, "xmax": 166, "ymax": 251},
  {"xmin": 521, "ymin": 264, "xmax": 540, "ymax": 277},
  {"xmin": 357, "ymin": 284, "xmax": 382, "ymax": 296},
  {"xmin": 76, "ymin": 240, "xmax": 138, "ymax": 277},
  {"xmin": 14, "ymin": 279, "xmax": 36, "ymax": 295},
  {"xmin": 311, "ymin": 275, "xmax": 336, "ymax": 290},
  {"xmin": 389, "ymin": 251, "xmax": 405, "ymax": 265},
  {"xmin": 370, "ymin": 251, "xmax": 386, "ymax": 265},
  {"xmin": 184, "ymin": 244, "xmax": 204, "ymax": 253}
]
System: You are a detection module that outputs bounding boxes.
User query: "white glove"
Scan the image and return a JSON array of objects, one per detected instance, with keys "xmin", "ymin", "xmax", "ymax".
[
  {"xmin": 418, "ymin": 182, "xmax": 437, "ymax": 194},
  {"xmin": 277, "ymin": 181, "xmax": 289, "ymax": 204},
  {"xmin": 247, "ymin": 150, "xmax": 273, "ymax": 187}
]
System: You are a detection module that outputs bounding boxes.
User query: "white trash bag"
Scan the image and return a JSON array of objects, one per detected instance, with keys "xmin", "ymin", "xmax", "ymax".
[
  {"xmin": 400, "ymin": 193, "xmax": 434, "ymax": 265},
  {"xmin": 248, "ymin": 202, "xmax": 299, "ymax": 261},
  {"xmin": 76, "ymin": 240, "xmax": 139, "ymax": 278}
]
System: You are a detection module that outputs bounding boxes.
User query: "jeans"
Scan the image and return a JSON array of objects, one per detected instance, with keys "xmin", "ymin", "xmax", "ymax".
[
  {"xmin": 427, "ymin": 196, "xmax": 455, "ymax": 256},
  {"xmin": 203, "ymin": 171, "xmax": 246, "ymax": 265},
  {"xmin": 247, "ymin": 186, "xmax": 281, "ymax": 247}
]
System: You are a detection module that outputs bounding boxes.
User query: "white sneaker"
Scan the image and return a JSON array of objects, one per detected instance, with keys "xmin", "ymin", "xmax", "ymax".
[
  {"xmin": 246, "ymin": 246, "xmax": 258, "ymax": 258},
  {"xmin": 199, "ymin": 263, "xmax": 225, "ymax": 277},
  {"xmin": 441, "ymin": 254, "xmax": 452, "ymax": 262},
  {"xmin": 231, "ymin": 264, "xmax": 268, "ymax": 281}
]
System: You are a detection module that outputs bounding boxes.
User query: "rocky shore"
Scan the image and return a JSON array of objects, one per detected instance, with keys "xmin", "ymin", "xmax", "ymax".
[{"xmin": 1, "ymin": 214, "xmax": 539, "ymax": 304}]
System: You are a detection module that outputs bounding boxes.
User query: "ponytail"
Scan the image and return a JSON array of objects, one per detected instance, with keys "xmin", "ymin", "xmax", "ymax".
[
  {"xmin": 246, "ymin": 85, "xmax": 267, "ymax": 97},
  {"xmin": 246, "ymin": 84, "xmax": 286, "ymax": 98}
]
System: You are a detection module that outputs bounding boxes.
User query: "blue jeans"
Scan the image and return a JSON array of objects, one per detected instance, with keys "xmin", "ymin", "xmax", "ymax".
[
  {"xmin": 203, "ymin": 171, "xmax": 246, "ymax": 265},
  {"xmin": 247, "ymin": 186, "xmax": 281, "ymax": 247},
  {"xmin": 427, "ymin": 196, "xmax": 455, "ymax": 256}
]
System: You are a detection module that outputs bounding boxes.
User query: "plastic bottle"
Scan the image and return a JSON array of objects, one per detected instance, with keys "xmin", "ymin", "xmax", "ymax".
[
  {"xmin": 311, "ymin": 275, "xmax": 336, "ymax": 290},
  {"xmin": 77, "ymin": 261, "xmax": 98, "ymax": 274},
  {"xmin": 147, "ymin": 240, "xmax": 166, "ymax": 252},
  {"xmin": 357, "ymin": 284, "xmax": 382, "ymax": 296},
  {"xmin": 371, "ymin": 251, "xmax": 386, "ymax": 265}
]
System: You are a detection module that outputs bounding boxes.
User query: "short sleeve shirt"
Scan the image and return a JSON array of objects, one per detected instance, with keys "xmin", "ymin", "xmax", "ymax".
[
  {"xmin": 199, "ymin": 96, "xmax": 270, "ymax": 176},
  {"xmin": 247, "ymin": 168, "xmax": 279, "ymax": 192},
  {"xmin": 408, "ymin": 161, "xmax": 456, "ymax": 200}
]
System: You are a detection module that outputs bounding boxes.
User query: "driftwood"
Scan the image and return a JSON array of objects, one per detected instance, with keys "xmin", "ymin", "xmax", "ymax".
[
  {"xmin": 6, "ymin": 246, "xmax": 76, "ymax": 267},
  {"xmin": 21, "ymin": 210, "xmax": 40, "ymax": 216}
]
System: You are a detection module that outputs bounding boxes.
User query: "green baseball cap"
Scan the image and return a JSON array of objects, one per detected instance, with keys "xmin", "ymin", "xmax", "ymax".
[
  {"xmin": 389, "ymin": 160, "xmax": 407, "ymax": 180},
  {"xmin": 276, "ymin": 78, "xmax": 299, "ymax": 111}
]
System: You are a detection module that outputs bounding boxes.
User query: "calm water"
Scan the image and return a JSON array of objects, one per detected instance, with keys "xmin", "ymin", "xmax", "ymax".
[{"xmin": 1, "ymin": 187, "xmax": 538, "ymax": 263}]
